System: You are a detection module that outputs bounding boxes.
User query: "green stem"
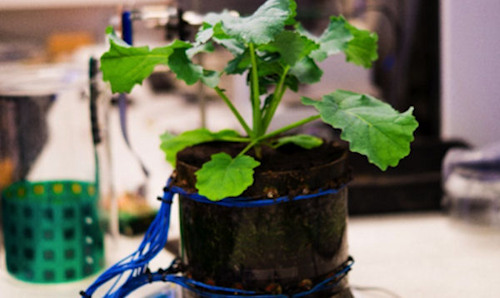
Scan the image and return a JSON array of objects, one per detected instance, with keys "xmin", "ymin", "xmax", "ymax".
[
  {"xmin": 237, "ymin": 139, "xmax": 259, "ymax": 157},
  {"xmin": 249, "ymin": 43, "xmax": 262, "ymax": 137},
  {"xmin": 221, "ymin": 137, "xmax": 252, "ymax": 143},
  {"xmin": 214, "ymin": 86, "xmax": 253, "ymax": 137},
  {"xmin": 262, "ymin": 65, "xmax": 290, "ymax": 132},
  {"xmin": 237, "ymin": 114, "xmax": 321, "ymax": 157},
  {"xmin": 261, "ymin": 114, "xmax": 321, "ymax": 140}
]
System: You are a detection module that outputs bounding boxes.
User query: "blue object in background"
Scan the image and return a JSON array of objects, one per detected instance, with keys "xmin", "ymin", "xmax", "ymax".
[{"xmin": 121, "ymin": 11, "xmax": 133, "ymax": 45}]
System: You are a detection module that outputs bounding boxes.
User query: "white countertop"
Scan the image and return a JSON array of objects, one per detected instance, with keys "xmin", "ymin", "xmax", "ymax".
[
  {"xmin": 2, "ymin": 212, "xmax": 500, "ymax": 298},
  {"xmin": 348, "ymin": 212, "xmax": 500, "ymax": 298}
]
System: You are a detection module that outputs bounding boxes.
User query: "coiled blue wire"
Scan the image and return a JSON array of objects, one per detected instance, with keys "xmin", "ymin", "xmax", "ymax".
[
  {"xmin": 111, "ymin": 257, "xmax": 354, "ymax": 297},
  {"xmin": 81, "ymin": 178, "xmax": 350, "ymax": 297}
]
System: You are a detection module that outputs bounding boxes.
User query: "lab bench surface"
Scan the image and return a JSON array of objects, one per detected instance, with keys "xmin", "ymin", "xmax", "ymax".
[{"xmin": 1, "ymin": 212, "xmax": 500, "ymax": 298}]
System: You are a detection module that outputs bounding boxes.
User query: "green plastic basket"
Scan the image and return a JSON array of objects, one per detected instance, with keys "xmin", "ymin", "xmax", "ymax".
[{"xmin": 1, "ymin": 180, "xmax": 104, "ymax": 283}]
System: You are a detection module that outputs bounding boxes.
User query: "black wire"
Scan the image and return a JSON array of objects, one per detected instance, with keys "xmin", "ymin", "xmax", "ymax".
[{"xmin": 351, "ymin": 285, "xmax": 402, "ymax": 298}]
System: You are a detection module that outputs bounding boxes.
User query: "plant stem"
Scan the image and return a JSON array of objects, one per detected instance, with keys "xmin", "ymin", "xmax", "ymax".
[
  {"xmin": 261, "ymin": 114, "xmax": 321, "ymax": 140},
  {"xmin": 262, "ymin": 65, "xmax": 290, "ymax": 132},
  {"xmin": 237, "ymin": 139, "xmax": 259, "ymax": 157},
  {"xmin": 222, "ymin": 136, "xmax": 252, "ymax": 143},
  {"xmin": 237, "ymin": 114, "xmax": 321, "ymax": 157},
  {"xmin": 214, "ymin": 86, "xmax": 253, "ymax": 137},
  {"xmin": 249, "ymin": 43, "xmax": 263, "ymax": 138}
]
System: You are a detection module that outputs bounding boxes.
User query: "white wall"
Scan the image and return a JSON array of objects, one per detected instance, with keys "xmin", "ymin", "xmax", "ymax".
[{"xmin": 441, "ymin": 0, "xmax": 500, "ymax": 147}]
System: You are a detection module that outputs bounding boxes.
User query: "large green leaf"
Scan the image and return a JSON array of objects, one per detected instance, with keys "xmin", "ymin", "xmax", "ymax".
[
  {"xmin": 159, "ymin": 129, "xmax": 242, "ymax": 166},
  {"xmin": 220, "ymin": 0, "xmax": 294, "ymax": 45},
  {"xmin": 272, "ymin": 134, "xmax": 323, "ymax": 149},
  {"xmin": 100, "ymin": 34, "xmax": 219, "ymax": 92},
  {"xmin": 302, "ymin": 90, "xmax": 418, "ymax": 170},
  {"xmin": 195, "ymin": 153, "xmax": 260, "ymax": 201},
  {"xmin": 259, "ymin": 31, "xmax": 318, "ymax": 66},
  {"xmin": 100, "ymin": 39, "xmax": 172, "ymax": 93}
]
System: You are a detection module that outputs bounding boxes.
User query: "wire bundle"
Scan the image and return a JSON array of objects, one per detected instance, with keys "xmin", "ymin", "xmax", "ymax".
[{"xmin": 81, "ymin": 180, "xmax": 174, "ymax": 297}]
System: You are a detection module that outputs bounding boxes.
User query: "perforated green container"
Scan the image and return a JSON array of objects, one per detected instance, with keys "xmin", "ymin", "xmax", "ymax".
[{"xmin": 1, "ymin": 180, "xmax": 104, "ymax": 283}]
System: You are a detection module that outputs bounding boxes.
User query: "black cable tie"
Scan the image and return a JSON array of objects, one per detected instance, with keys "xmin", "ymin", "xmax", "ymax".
[
  {"xmin": 157, "ymin": 196, "xmax": 173, "ymax": 204},
  {"xmin": 171, "ymin": 257, "xmax": 185, "ymax": 273},
  {"xmin": 160, "ymin": 257, "xmax": 185, "ymax": 276},
  {"xmin": 79, "ymin": 291, "xmax": 91, "ymax": 298},
  {"xmin": 145, "ymin": 268, "xmax": 153, "ymax": 283},
  {"xmin": 158, "ymin": 268, "xmax": 169, "ymax": 281}
]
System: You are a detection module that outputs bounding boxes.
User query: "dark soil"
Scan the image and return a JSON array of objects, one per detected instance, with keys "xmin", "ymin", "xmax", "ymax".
[{"xmin": 174, "ymin": 141, "xmax": 351, "ymax": 198}]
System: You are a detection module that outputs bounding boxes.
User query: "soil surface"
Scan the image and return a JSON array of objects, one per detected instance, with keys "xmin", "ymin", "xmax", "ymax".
[{"xmin": 174, "ymin": 141, "xmax": 351, "ymax": 198}]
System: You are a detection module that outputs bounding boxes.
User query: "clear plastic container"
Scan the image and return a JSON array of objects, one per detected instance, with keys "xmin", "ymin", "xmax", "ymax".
[
  {"xmin": 0, "ymin": 64, "xmax": 105, "ymax": 283},
  {"xmin": 444, "ymin": 165, "xmax": 500, "ymax": 226}
]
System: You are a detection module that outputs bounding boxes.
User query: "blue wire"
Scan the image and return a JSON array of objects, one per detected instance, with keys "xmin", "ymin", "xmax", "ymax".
[
  {"xmin": 109, "ymin": 258, "xmax": 354, "ymax": 297},
  {"xmin": 83, "ymin": 183, "xmax": 174, "ymax": 296},
  {"xmin": 170, "ymin": 183, "xmax": 346, "ymax": 208}
]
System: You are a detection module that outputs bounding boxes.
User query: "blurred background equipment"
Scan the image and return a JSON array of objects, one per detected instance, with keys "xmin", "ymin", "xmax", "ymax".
[
  {"xmin": 0, "ymin": 64, "xmax": 104, "ymax": 283},
  {"xmin": 443, "ymin": 143, "xmax": 500, "ymax": 227}
]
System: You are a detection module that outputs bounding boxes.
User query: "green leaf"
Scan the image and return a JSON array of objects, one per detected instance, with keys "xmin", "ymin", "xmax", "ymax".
[
  {"xmin": 195, "ymin": 153, "xmax": 260, "ymax": 201},
  {"xmin": 289, "ymin": 57, "xmax": 323, "ymax": 84},
  {"xmin": 195, "ymin": 22, "xmax": 217, "ymax": 44},
  {"xmin": 200, "ymin": 70, "xmax": 221, "ymax": 88},
  {"xmin": 196, "ymin": 18, "xmax": 246, "ymax": 55},
  {"xmin": 220, "ymin": 0, "xmax": 293, "ymax": 45},
  {"xmin": 105, "ymin": 26, "xmax": 131, "ymax": 47},
  {"xmin": 299, "ymin": 17, "xmax": 352, "ymax": 62},
  {"xmin": 284, "ymin": 75, "xmax": 299, "ymax": 92},
  {"xmin": 166, "ymin": 40, "xmax": 221, "ymax": 87},
  {"xmin": 272, "ymin": 134, "xmax": 323, "ymax": 149},
  {"xmin": 186, "ymin": 42, "xmax": 215, "ymax": 58},
  {"xmin": 344, "ymin": 22, "xmax": 379, "ymax": 68},
  {"xmin": 285, "ymin": 0, "xmax": 298, "ymax": 25},
  {"xmin": 297, "ymin": 16, "xmax": 378, "ymax": 67},
  {"xmin": 225, "ymin": 49, "xmax": 251, "ymax": 74},
  {"xmin": 302, "ymin": 90, "xmax": 418, "ymax": 170},
  {"xmin": 167, "ymin": 40, "xmax": 203, "ymax": 85},
  {"xmin": 159, "ymin": 129, "xmax": 242, "ymax": 166},
  {"xmin": 100, "ymin": 38, "xmax": 173, "ymax": 93},
  {"xmin": 101, "ymin": 29, "xmax": 219, "ymax": 92},
  {"xmin": 259, "ymin": 31, "xmax": 318, "ymax": 66}
]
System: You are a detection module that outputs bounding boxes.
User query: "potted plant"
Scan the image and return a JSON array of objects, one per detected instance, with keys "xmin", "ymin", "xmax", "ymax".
[{"xmin": 84, "ymin": 0, "xmax": 418, "ymax": 297}]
